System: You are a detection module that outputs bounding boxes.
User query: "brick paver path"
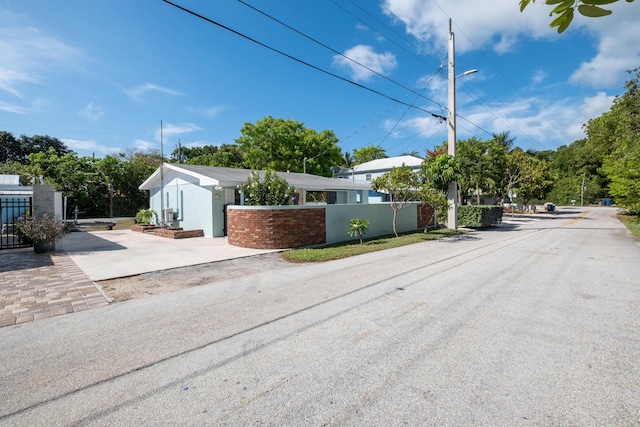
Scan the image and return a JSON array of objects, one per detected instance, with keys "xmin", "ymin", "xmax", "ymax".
[{"xmin": 0, "ymin": 248, "xmax": 110, "ymax": 327}]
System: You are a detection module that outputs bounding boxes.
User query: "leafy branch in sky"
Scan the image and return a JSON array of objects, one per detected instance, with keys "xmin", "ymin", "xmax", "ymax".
[{"xmin": 519, "ymin": 0, "xmax": 635, "ymax": 33}]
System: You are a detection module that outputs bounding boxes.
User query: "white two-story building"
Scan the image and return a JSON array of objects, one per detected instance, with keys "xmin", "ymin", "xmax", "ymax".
[{"xmin": 335, "ymin": 155, "xmax": 423, "ymax": 203}]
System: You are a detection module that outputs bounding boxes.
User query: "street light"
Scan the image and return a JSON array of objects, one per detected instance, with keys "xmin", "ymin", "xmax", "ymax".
[{"xmin": 447, "ymin": 19, "xmax": 477, "ymax": 230}]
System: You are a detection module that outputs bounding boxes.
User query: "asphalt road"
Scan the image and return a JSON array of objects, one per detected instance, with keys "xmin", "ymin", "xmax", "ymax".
[{"xmin": 1, "ymin": 207, "xmax": 639, "ymax": 426}]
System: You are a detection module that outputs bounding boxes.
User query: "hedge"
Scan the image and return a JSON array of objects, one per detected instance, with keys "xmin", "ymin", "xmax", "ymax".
[{"xmin": 458, "ymin": 205, "xmax": 503, "ymax": 228}]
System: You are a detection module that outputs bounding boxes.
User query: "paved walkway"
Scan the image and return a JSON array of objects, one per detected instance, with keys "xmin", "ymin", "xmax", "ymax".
[
  {"xmin": 1, "ymin": 229, "xmax": 280, "ymax": 328},
  {"xmin": 0, "ymin": 248, "xmax": 110, "ymax": 327}
]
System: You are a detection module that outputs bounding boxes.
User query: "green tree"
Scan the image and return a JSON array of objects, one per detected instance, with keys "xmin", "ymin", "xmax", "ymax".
[
  {"xmin": 520, "ymin": 0, "xmax": 636, "ymax": 33},
  {"xmin": 236, "ymin": 116, "xmax": 342, "ymax": 177},
  {"xmin": 421, "ymin": 154, "xmax": 459, "ymax": 192},
  {"xmin": 95, "ymin": 153, "xmax": 155, "ymax": 216},
  {"xmin": 172, "ymin": 144, "xmax": 244, "ymax": 168},
  {"xmin": 456, "ymin": 137, "xmax": 495, "ymax": 205},
  {"xmin": 544, "ymin": 139, "xmax": 608, "ymax": 205},
  {"xmin": 0, "ymin": 131, "xmax": 21, "ymax": 163},
  {"xmin": 487, "ymin": 131, "xmax": 516, "ymax": 203},
  {"xmin": 243, "ymin": 170, "xmax": 295, "ymax": 206},
  {"xmin": 596, "ymin": 69, "xmax": 640, "ymax": 213},
  {"xmin": 1, "ymin": 132, "xmax": 69, "ymax": 164},
  {"xmin": 28, "ymin": 149, "xmax": 107, "ymax": 217},
  {"xmin": 352, "ymin": 145, "xmax": 387, "ymax": 165},
  {"xmin": 515, "ymin": 152, "xmax": 554, "ymax": 208},
  {"xmin": 341, "ymin": 151, "xmax": 354, "ymax": 168},
  {"xmin": 419, "ymin": 154, "xmax": 459, "ymax": 227},
  {"xmin": 371, "ymin": 165, "xmax": 419, "ymax": 237}
]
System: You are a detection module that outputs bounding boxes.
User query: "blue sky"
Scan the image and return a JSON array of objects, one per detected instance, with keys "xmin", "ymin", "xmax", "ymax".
[{"xmin": 1, "ymin": 0, "xmax": 638, "ymax": 160}]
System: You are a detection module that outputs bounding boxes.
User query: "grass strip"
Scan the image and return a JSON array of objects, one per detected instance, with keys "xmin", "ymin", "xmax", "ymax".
[
  {"xmin": 282, "ymin": 228, "xmax": 465, "ymax": 262},
  {"xmin": 618, "ymin": 214, "xmax": 640, "ymax": 240}
]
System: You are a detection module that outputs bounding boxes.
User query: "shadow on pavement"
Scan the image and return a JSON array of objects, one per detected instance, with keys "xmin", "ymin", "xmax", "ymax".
[
  {"xmin": 61, "ymin": 231, "xmax": 127, "ymax": 254},
  {"xmin": 0, "ymin": 248, "xmax": 55, "ymax": 273}
]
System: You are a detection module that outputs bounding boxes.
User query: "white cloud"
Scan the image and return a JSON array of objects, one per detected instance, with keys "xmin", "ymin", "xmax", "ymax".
[
  {"xmin": 189, "ymin": 105, "xmax": 227, "ymax": 118},
  {"xmin": 0, "ymin": 96, "xmax": 49, "ymax": 115},
  {"xmin": 78, "ymin": 103, "xmax": 104, "ymax": 121},
  {"xmin": 0, "ymin": 13, "xmax": 81, "ymax": 98},
  {"xmin": 382, "ymin": 0, "xmax": 553, "ymax": 55},
  {"xmin": 124, "ymin": 83, "xmax": 184, "ymax": 102},
  {"xmin": 134, "ymin": 139, "xmax": 157, "ymax": 151},
  {"xmin": 61, "ymin": 138, "xmax": 114, "ymax": 155},
  {"xmin": 381, "ymin": 0, "xmax": 640, "ymax": 90},
  {"xmin": 0, "ymin": 100, "xmax": 29, "ymax": 114},
  {"xmin": 333, "ymin": 45, "xmax": 398, "ymax": 82},
  {"xmin": 580, "ymin": 91, "xmax": 615, "ymax": 118},
  {"xmin": 531, "ymin": 69, "xmax": 547, "ymax": 84},
  {"xmin": 154, "ymin": 122, "xmax": 202, "ymax": 142},
  {"xmin": 569, "ymin": 18, "xmax": 640, "ymax": 88}
]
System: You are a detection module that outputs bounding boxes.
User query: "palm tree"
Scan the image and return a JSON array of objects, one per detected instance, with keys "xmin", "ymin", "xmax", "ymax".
[
  {"xmin": 492, "ymin": 131, "xmax": 516, "ymax": 151},
  {"xmin": 342, "ymin": 151, "xmax": 354, "ymax": 168}
]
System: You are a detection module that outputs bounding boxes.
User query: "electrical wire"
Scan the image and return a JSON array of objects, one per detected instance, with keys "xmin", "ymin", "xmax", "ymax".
[
  {"xmin": 237, "ymin": 0, "xmax": 443, "ymax": 109},
  {"xmin": 161, "ymin": 0, "xmax": 447, "ymax": 122},
  {"xmin": 333, "ymin": 0, "xmax": 443, "ymax": 70}
]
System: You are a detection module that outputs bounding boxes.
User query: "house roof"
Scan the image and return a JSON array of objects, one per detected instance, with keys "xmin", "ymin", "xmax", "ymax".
[
  {"xmin": 139, "ymin": 164, "xmax": 371, "ymax": 191},
  {"xmin": 337, "ymin": 155, "xmax": 423, "ymax": 176},
  {"xmin": 0, "ymin": 174, "xmax": 21, "ymax": 186}
]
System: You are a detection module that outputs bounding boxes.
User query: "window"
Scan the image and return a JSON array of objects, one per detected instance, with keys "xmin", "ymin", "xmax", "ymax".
[{"xmin": 365, "ymin": 173, "xmax": 372, "ymax": 181}]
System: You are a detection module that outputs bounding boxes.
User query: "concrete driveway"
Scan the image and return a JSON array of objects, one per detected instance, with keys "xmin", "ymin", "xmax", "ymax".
[{"xmin": 58, "ymin": 229, "xmax": 280, "ymax": 281}]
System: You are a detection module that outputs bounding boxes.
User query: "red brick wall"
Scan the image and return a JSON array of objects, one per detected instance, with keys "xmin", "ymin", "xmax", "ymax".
[
  {"xmin": 417, "ymin": 204, "xmax": 436, "ymax": 229},
  {"xmin": 228, "ymin": 207, "xmax": 326, "ymax": 249}
]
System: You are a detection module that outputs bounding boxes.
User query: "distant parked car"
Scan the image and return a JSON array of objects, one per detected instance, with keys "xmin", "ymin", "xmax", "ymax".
[{"xmin": 544, "ymin": 202, "xmax": 555, "ymax": 213}]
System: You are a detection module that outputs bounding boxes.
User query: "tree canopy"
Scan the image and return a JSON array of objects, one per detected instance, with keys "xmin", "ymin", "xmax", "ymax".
[
  {"xmin": 588, "ymin": 68, "xmax": 640, "ymax": 213},
  {"xmin": 520, "ymin": 0, "xmax": 636, "ymax": 33},
  {"xmin": 235, "ymin": 116, "xmax": 342, "ymax": 177},
  {"xmin": 352, "ymin": 145, "xmax": 387, "ymax": 165},
  {"xmin": 1, "ymin": 132, "xmax": 69, "ymax": 164}
]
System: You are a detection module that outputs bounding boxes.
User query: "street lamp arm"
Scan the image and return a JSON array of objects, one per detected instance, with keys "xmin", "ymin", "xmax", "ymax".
[{"xmin": 456, "ymin": 69, "xmax": 478, "ymax": 79}]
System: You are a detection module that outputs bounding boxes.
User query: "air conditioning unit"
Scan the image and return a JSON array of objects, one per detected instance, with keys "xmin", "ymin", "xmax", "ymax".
[{"xmin": 162, "ymin": 208, "xmax": 174, "ymax": 223}]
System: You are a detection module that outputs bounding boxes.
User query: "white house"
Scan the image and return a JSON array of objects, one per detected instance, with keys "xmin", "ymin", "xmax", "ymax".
[
  {"xmin": 139, "ymin": 164, "xmax": 372, "ymax": 238},
  {"xmin": 335, "ymin": 155, "xmax": 424, "ymax": 203}
]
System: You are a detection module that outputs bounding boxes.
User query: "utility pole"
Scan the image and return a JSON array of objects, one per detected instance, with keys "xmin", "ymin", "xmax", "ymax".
[
  {"xmin": 581, "ymin": 172, "xmax": 586, "ymax": 206},
  {"xmin": 447, "ymin": 18, "xmax": 457, "ymax": 230}
]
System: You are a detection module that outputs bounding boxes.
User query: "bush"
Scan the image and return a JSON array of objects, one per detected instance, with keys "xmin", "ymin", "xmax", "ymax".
[
  {"xmin": 458, "ymin": 205, "xmax": 503, "ymax": 228},
  {"xmin": 135, "ymin": 208, "xmax": 156, "ymax": 225},
  {"xmin": 243, "ymin": 170, "xmax": 295, "ymax": 206},
  {"xmin": 16, "ymin": 213, "xmax": 70, "ymax": 243}
]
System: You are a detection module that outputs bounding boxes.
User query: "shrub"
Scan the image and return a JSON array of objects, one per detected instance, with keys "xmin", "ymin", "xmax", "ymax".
[
  {"xmin": 135, "ymin": 208, "xmax": 157, "ymax": 225},
  {"xmin": 16, "ymin": 213, "xmax": 70, "ymax": 243},
  {"xmin": 458, "ymin": 205, "xmax": 503, "ymax": 228},
  {"xmin": 243, "ymin": 170, "xmax": 295, "ymax": 206}
]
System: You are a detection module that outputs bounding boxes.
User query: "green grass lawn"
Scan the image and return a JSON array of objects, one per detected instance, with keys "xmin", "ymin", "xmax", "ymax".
[
  {"xmin": 618, "ymin": 214, "xmax": 640, "ymax": 239},
  {"xmin": 282, "ymin": 228, "xmax": 465, "ymax": 262}
]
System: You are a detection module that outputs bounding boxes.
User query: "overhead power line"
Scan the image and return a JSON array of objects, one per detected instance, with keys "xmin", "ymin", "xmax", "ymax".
[
  {"xmin": 161, "ymin": 0, "xmax": 447, "ymax": 122},
  {"xmin": 237, "ymin": 0, "xmax": 443, "ymax": 109},
  {"xmin": 331, "ymin": 0, "xmax": 443, "ymax": 71}
]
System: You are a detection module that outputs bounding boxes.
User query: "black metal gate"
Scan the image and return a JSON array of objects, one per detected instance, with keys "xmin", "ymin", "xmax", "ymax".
[{"xmin": 0, "ymin": 197, "xmax": 33, "ymax": 250}]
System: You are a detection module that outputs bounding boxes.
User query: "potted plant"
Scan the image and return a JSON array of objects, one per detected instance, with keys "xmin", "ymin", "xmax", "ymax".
[{"xmin": 16, "ymin": 213, "xmax": 70, "ymax": 253}]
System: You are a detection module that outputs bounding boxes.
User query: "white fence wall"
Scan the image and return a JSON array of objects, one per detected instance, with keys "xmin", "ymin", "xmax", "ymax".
[{"xmin": 325, "ymin": 203, "xmax": 419, "ymax": 244}]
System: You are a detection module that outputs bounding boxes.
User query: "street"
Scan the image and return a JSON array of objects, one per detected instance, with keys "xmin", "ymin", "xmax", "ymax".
[{"xmin": 1, "ymin": 207, "xmax": 639, "ymax": 425}]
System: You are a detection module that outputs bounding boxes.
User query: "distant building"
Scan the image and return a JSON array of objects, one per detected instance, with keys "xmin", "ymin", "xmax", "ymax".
[{"xmin": 335, "ymin": 155, "xmax": 423, "ymax": 203}]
